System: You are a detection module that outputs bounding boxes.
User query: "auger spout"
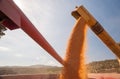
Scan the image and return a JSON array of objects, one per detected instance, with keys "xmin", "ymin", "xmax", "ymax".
[{"xmin": 0, "ymin": 0, "xmax": 64, "ymax": 65}]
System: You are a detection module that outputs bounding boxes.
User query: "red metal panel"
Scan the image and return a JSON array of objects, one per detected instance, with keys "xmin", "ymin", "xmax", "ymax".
[
  {"xmin": 0, "ymin": 0, "xmax": 21, "ymax": 27},
  {"xmin": 1, "ymin": 19, "xmax": 19, "ymax": 30}
]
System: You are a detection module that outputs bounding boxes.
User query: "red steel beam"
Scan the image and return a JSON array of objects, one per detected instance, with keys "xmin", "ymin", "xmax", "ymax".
[{"xmin": 0, "ymin": 0, "xmax": 64, "ymax": 65}]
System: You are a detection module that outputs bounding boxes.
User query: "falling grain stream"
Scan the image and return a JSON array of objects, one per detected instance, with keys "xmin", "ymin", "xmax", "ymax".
[{"xmin": 60, "ymin": 17, "xmax": 88, "ymax": 79}]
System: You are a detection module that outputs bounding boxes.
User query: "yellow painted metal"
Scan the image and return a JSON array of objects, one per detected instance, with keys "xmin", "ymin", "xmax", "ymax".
[{"xmin": 72, "ymin": 5, "xmax": 120, "ymax": 60}]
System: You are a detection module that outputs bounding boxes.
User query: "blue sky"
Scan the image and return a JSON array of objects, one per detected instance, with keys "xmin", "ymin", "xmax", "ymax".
[{"xmin": 0, "ymin": 0, "xmax": 120, "ymax": 66}]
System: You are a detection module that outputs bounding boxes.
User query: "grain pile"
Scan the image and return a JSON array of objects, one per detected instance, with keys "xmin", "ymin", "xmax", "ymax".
[{"xmin": 60, "ymin": 17, "xmax": 88, "ymax": 79}]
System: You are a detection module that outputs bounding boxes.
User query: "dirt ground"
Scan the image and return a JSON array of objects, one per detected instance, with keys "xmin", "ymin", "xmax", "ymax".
[
  {"xmin": 88, "ymin": 73, "xmax": 120, "ymax": 79},
  {"xmin": 0, "ymin": 73, "xmax": 120, "ymax": 79}
]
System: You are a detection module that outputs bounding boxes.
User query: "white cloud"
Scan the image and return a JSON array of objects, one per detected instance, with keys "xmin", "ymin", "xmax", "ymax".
[
  {"xmin": 15, "ymin": 53, "xmax": 23, "ymax": 57},
  {"xmin": 13, "ymin": 0, "xmax": 23, "ymax": 9},
  {"xmin": 36, "ymin": 57, "xmax": 40, "ymax": 60},
  {"xmin": 0, "ymin": 46, "xmax": 10, "ymax": 51}
]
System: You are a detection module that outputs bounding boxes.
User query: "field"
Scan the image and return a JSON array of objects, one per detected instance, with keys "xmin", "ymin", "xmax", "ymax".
[
  {"xmin": 0, "ymin": 59, "xmax": 120, "ymax": 79},
  {"xmin": 88, "ymin": 73, "xmax": 120, "ymax": 79},
  {"xmin": 0, "ymin": 73, "xmax": 120, "ymax": 79}
]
